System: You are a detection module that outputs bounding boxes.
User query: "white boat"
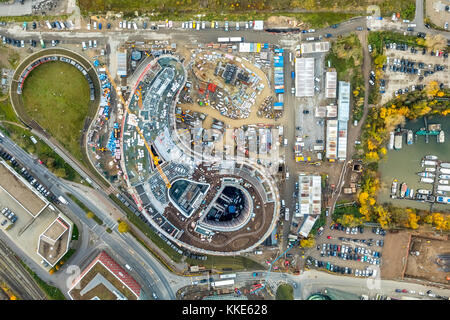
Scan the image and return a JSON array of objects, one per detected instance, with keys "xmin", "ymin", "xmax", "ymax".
[
  {"xmin": 391, "ymin": 179, "xmax": 398, "ymax": 198},
  {"xmin": 400, "ymin": 183, "xmax": 408, "ymax": 197},
  {"xmin": 436, "ymin": 196, "xmax": 450, "ymax": 204},
  {"xmin": 439, "ymin": 179, "xmax": 449, "ymax": 185},
  {"xmin": 437, "ymin": 185, "xmax": 450, "ymax": 192},
  {"xmin": 407, "ymin": 130, "xmax": 413, "ymax": 145},
  {"xmin": 439, "ymin": 174, "xmax": 450, "ymax": 179},
  {"xmin": 388, "ymin": 132, "xmax": 394, "ymax": 150},
  {"xmin": 425, "ymin": 167, "xmax": 436, "ymax": 172},
  {"xmin": 437, "ymin": 130, "xmax": 444, "ymax": 143},
  {"xmin": 440, "ymin": 162, "xmax": 450, "ymax": 169},
  {"xmin": 440, "ymin": 168, "xmax": 450, "ymax": 174},
  {"xmin": 437, "ymin": 190, "xmax": 448, "ymax": 196},
  {"xmin": 420, "ymin": 177, "xmax": 434, "ymax": 184},
  {"xmin": 422, "ymin": 160, "xmax": 437, "ymax": 167},
  {"xmin": 417, "ymin": 189, "xmax": 432, "ymax": 195},
  {"xmin": 424, "ymin": 155, "xmax": 438, "ymax": 160},
  {"xmin": 417, "ymin": 172, "xmax": 435, "ymax": 178},
  {"xmin": 409, "ymin": 189, "xmax": 414, "ymax": 199}
]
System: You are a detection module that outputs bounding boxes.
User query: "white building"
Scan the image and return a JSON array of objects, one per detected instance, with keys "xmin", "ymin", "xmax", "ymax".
[
  {"xmin": 298, "ymin": 215, "xmax": 318, "ymax": 238},
  {"xmin": 325, "ymin": 71, "xmax": 337, "ymax": 99},
  {"xmin": 300, "ymin": 41, "xmax": 330, "ymax": 54},
  {"xmin": 297, "ymin": 174, "xmax": 322, "ymax": 217},
  {"xmin": 326, "ymin": 120, "xmax": 338, "ymax": 160},
  {"xmin": 295, "ymin": 58, "xmax": 314, "ymax": 97},
  {"xmin": 117, "ymin": 52, "xmax": 127, "ymax": 77}
]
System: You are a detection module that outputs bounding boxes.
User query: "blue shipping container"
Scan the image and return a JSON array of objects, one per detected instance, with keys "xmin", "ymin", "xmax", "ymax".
[
  {"xmin": 291, "ymin": 71, "xmax": 295, "ymax": 78},
  {"xmin": 275, "ymin": 89, "xmax": 285, "ymax": 93}
]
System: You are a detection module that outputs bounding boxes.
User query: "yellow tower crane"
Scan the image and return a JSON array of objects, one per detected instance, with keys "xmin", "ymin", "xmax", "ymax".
[{"xmin": 104, "ymin": 68, "xmax": 171, "ymax": 189}]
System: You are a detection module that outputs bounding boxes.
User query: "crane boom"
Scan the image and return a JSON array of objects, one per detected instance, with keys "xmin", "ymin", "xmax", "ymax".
[{"xmin": 104, "ymin": 68, "xmax": 171, "ymax": 188}]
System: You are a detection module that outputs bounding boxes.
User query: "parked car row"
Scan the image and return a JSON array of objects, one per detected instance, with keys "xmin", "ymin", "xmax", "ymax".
[
  {"xmin": 394, "ymin": 84, "xmax": 426, "ymax": 96},
  {"xmin": 45, "ymin": 20, "xmax": 74, "ymax": 30},
  {"xmin": 2, "ymin": 36, "xmax": 24, "ymax": 48},
  {"xmin": 0, "ymin": 148, "xmax": 59, "ymax": 204},
  {"xmin": 337, "ymin": 237, "xmax": 384, "ymax": 247},
  {"xmin": 307, "ymin": 257, "xmax": 377, "ymax": 277},
  {"xmin": 372, "ymin": 227, "xmax": 386, "ymax": 236},
  {"xmin": 1, "ymin": 207, "xmax": 17, "ymax": 224},
  {"xmin": 318, "ymin": 243, "xmax": 381, "ymax": 265},
  {"xmin": 330, "ymin": 222, "xmax": 365, "ymax": 235}
]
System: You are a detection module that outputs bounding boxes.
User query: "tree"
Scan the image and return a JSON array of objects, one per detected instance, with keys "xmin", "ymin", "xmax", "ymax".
[
  {"xmin": 86, "ymin": 211, "xmax": 95, "ymax": 219},
  {"xmin": 118, "ymin": 221, "xmax": 130, "ymax": 233},
  {"xmin": 300, "ymin": 237, "xmax": 315, "ymax": 248}
]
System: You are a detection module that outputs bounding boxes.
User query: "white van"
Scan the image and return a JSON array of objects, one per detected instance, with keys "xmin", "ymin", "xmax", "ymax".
[
  {"xmin": 93, "ymin": 21, "xmax": 97, "ymax": 29},
  {"xmin": 286, "ymin": 172, "xmax": 290, "ymax": 180},
  {"xmin": 125, "ymin": 264, "xmax": 132, "ymax": 271},
  {"xmin": 281, "ymin": 199, "xmax": 285, "ymax": 207},
  {"xmin": 88, "ymin": 40, "xmax": 92, "ymax": 48},
  {"xmin": 133, "ymin": 22, "xmax": 138, "ymax": 30},
  {"xmin": 82, "ymin": 41, "xmax": 87, "ymax": 50}
]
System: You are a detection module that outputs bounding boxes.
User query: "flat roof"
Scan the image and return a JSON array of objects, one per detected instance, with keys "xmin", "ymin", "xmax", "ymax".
[
  {"xmin": 295, "ymin": 58, "xmax": 314, "ymax": 97},
  {"xmin": 300, "ymin": 42, "xmax": 330, "ymax": 54},
  {"xmin": 338, "ymin": 81, "xmax": 350, "ymax": 121},
  {"xmin": 38, "ymin": 215, "xmax": 72, "ymax": 266},
  {"xmin": 68, "ymin": 251, "xmax": 141, "ymax": 300},
  {"xmin": 299, "ymin": 215, "xmax": 318, "ymax": 238},
  {"xmin": 0, "ymin": 161, "xmax": 46, "ymax": 217}
]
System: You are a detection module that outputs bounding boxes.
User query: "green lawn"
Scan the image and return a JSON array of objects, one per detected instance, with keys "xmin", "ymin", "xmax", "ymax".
[
  {"xmin": 276, "ymin": 284, "xmax": 294, "ymax": 300},
  {"xmin": 185, "ymin": 255, "xmax": 264, "ymax": 271},
  {"xmin": 21, "ymin": 61, "xmax": 90, "ymax": 162},
  {"xmin": 79, "ymin": 0, "xmax": 414, "ymax": 19}
]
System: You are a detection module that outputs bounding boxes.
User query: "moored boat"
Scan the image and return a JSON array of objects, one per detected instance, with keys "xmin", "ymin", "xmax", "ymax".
[
  {"xmin": 405, "ymin": 188, "xmax": 410, "ymax": 197},
  {"xmin": 439, "ymin": 179, "xmax": 449, "ymax": 185},
  {"xmin": 391, "ymin": 179, "xmax": 398, "ymax": 198},
  {"xmin": 437, "ymin": 185, "xmax": 450, "ymax": 192},
  {"xmin": 407, "ymin": 130, "xmax": 413, "ymax": 145},
  {"xmin": 437, "ymin": 190, "xmax": 449, "ymax": 196},
  {"xmin": 388, "ymin": 132, "xmax": 395, "ymax": 150},
  {"xmin": 425, "ymin": 167, "xmax": 436, "ymax": 172},
  {"xmin": 417, "ymin": 172, "xmax": 435, "ymax": 178},
  {"xmin": 420, "ymin": 177, "xmax": 434, "ymax": 184},
  {"xmin": 440, "ymin": 168, "xmax": 450, "ymax": 174},
  {"xmin": 440, "ymin": 162, "xmax": 450, "ymax": 169},
  {"xmin": 422, "ymin": 160, "xmax": 437, "ymax": 167},
  {"xmin": 417, "ymin": 189, "xmax": 432, "ymax": 195},
  {"xmin": 400, "ymin": 183, "xmax": 408, "ymax": 197},
  {"xmin": 439, "ymin": 174, "xmax": 450, "ymax": 179},
  {"xmin": 409, "ymin": 189, "xmax": 414, "ymax": 198},
  {"xmin": 424, "ymin": 155, "xmax": 438, "ymax": 160}
]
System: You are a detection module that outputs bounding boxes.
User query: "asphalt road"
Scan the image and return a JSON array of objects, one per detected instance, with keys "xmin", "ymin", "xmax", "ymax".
[{"xmin": 0, "ymin": 133, "xmax": 181, "ymax": 299}]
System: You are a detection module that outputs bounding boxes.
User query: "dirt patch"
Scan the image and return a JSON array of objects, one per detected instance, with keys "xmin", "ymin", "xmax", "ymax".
[
  {"xmin": 405, "ymin": 235, "xmax": 450, "ymax": 286},
  {"xmin": 381, "ymin": 48, "xmax": 450, "ymax": 105},
  {"xmin": 426, "ymin": 0, "xmax": 450, "ymax": 28},
  {"xmin": 380, "ymin": 230, "xmax": 411, "ymax": 280},
  {"xmin": 266, "ymin": 16, "xmax": 300, "ymax": 28}
]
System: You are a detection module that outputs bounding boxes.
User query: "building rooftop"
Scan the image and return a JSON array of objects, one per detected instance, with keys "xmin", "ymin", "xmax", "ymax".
[
  {"xmin": 37, "ymin": 215, "xmax": 72, "ymax": 266},
  {"xmin": 68, "ymin": 251, "xmax": 141, "ymax": 300},
  {"xmin": 0, "ymin": 161, "xmax": 47, "ymax": 218}
]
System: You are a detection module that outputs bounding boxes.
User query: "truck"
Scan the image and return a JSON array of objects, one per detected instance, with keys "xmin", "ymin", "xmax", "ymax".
[
  {"xmin": 291, "ymin": 71, "xmax": 295, "ymax": 79},
  {"xmin": 217, "ymin": 37, "xmax": 230, "ymax": 43},
  {"xmin": 57, "ymin": 196, "xmax": 68, "ymax": 205},
  {"xmin": 219, "ymin": 273, "xmax": 237, "ymax": 279}
]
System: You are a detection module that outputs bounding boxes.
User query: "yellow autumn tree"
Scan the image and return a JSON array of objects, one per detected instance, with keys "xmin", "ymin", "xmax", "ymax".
[
  {"xmin": 426, "ymin": 81, "xmax": 439, "ymax": 97},
  {"xmin": 118, "ymin": 221, "xmax": 130, "ymax": 233},
  {"xmin": 405, "ymin": 212, "xmax": 420, "ymax": 229},
  {"xmin": 300, "ymin": 237, "xmax": 315, "ymax": 248},
  {"xmin": 375, "ymin": 206, "xmax": 391, "ymax": 228}
]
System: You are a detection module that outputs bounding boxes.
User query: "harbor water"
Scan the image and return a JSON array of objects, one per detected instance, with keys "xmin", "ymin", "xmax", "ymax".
[{"xmin": 378, "ymin": 115, "xmax": 450, "ymax": 212}]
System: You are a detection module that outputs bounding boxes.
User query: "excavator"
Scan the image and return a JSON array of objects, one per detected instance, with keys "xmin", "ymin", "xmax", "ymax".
[
  {"xmin": 97, "ymin": 147, "xmax": 107, "ymax": 152},
  {"xmin": 104, "ymin": 68, "xmax": 172, "ymax": 189}
]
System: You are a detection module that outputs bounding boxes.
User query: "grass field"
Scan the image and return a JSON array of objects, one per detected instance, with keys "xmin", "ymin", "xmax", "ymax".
[
  {"xmin": 79, "ymin": 0, "xmax": 414, "ymax": 18},
  {"xmin": 185, "ymin": 255, "xmax": 264, "ymax": 271},
  {"xmin": 276, "ymin": 284, "xmax": 294, "ymax": 300},
  {"xmin": 21, "ymin": 61, "xmax": 90, "ymax": 162},
  {"xmin": 0, "ymin": 104, "xmax": 85, "ymax": 184}
]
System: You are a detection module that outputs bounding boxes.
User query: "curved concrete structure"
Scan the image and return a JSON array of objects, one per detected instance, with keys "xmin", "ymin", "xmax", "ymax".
[{"xmin": 120, "ymin": 55, "xmax": 279, "ymax": 255}]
